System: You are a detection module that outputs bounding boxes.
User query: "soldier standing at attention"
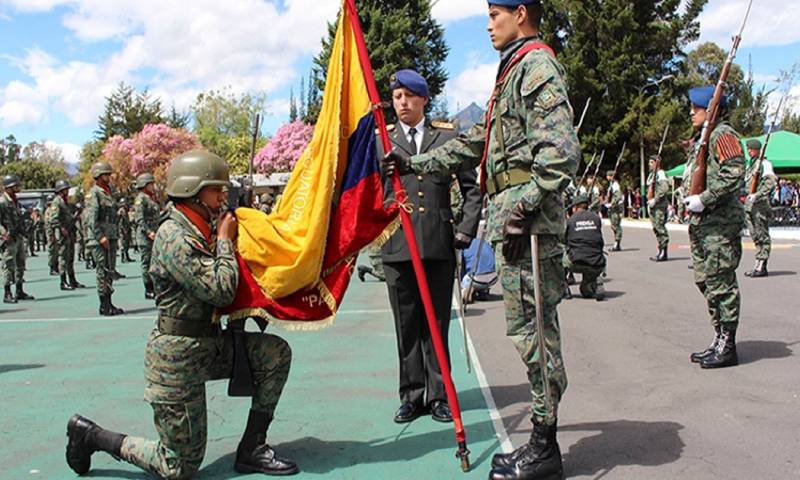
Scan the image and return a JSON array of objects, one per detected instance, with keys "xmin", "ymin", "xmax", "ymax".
[
  {"xmin": 48, "ymin": 180, "xmax": 86, "ymax": 291},
  {"xmin": 66, "ymin": 150, "xmax": 298, "ymax": 478},
  {"xmin": 32, "ymin": 208, "xmax": 45, "ymax": 252},
  {"xmin": 384, "ymin": 2, "xmax": 579, "ymax": 478},
  {"xmin": 585, "ymin": 175, "xmax": 601, "ymax": 214},
  {"xmin": 133, "ymin": 173, "xmax": 160, "ymax": 299},
  {"xmin": 743, "ymin": 139, "xmax": 777, "ymax": 278},
  {"xmin": 684, "ymin": 86, "xmax": 745, "ymax": 369},
  {"xmin": 647, "ymin": 156, "xmax": 670, "ymax": 262},
  {"xmin": 379, "ymin": 69, "xmax": 481, "ymax": 424},
  {"xmin": 605, "ymin": 170, "xmax": 623, "ymax": 251},
  {"xmin": 44, "ymin": 197, "xmax": 59, "ymax": 275},
  {"xmin": 117, "ymin": 198, "xmax": 133, "ymax": 263},
  {"xmin": 85, "ymin": 161, "xmax": 124, "ymax": 316},
  {"xmin": 1, "ymin": 174, "xmax": 35, "ymax": 303}
]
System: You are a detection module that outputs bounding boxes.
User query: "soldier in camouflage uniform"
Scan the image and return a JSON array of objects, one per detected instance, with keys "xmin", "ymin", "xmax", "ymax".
[
  {"xmin": 32, "ymin": 208, "xmax": 45, "ymax": 252},
  {"xmin": 85, "ymin": 161, "xmax": 124, "ymax": 316},
  {"xmin": 24, "ymin": 208, "xmax": 36, "ymax": 257},
  {"xmin": 385, "ymin": 2, "xmax": 579, "ymax": 478},
  {"xmin": 44, "ymin": 198, "xmax": 59, "ymax": 275},
  {"xmin": 134, "ymin": 173, "xmax": 160, "ymax": 299},
  {"xmin": 67, "ymin": 150, "xmax": 298, "ymax": 478},
  {"xmin": 356, "ymin": 244, "xmax": 385, "ymax": 281},
  {"xmin": 605, "ymin": 170, "xmax": 623, "ymax": 251},
  {"xmin": 1, "ymin": 174, "xmax": 35, "ymax": 303},
  {"xmin": 683, "ymin": 86, "xmax": 745, "ymax": 370},
  {"xmin": 47, "ymin": 180, "xmax": 86, "ymax": 291},
  {"xmin": 647, "ymin": 156, "xmax": 670, "ymax": 262},
  {"xmin": 743, "ymin": 139, "xmax": 777, "ymax": 278},
  {"xmin": 585, "ymin": 176, "xmax": 601, "ymax": 214},
  {"xmin": 117, "ymin": 198, "xmax": 133, "ymax": 263}
]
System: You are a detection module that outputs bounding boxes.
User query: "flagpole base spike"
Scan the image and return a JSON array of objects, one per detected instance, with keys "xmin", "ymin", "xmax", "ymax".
[{"xmin": 456, "ymin": 442, "xmax": 471, "ymax": 472}]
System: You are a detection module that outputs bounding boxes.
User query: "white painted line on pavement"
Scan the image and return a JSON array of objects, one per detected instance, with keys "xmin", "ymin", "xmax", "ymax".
[{"xmin": 453, "ymin": 293, "xmax": 514, "ymax": 454}]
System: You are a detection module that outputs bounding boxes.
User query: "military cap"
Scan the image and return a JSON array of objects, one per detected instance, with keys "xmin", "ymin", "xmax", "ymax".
[
  {"xmin": 648, "ymin": 155, "xmax": 660, "ymax": 162},
  {"xmin": 688, "ymin": 86, "xmax": 728, "ymax": 109},
  {"xmin": 570, "ymin": 193, "xmax": 589, "ymax": 208},
  {"xmin": 389, "ymin": 69, "xmax": 429, "ymax": 98},
  {"xmin": 746, "ymin": 139, "xmax": 762, "ymax": 151},
  {"xmin": 606, "ymin": 170, "xmax": 615, "ymax": 177},
  {"xmin": 3, "ymin": 174, "xmax": 21, "ymax": 188},
  {"xmin": 488, "ymin": 0, "xmax": 541, "ymax": 6}
]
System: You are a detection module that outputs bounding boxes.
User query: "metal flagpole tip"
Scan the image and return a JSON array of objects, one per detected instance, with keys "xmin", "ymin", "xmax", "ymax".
[{"xmin": 456, "ymin": 442, "xmax": 471, "ymax": 472}]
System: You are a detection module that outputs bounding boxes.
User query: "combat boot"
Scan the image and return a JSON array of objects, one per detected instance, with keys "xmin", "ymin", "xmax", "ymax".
[
  {"xmin": 744, "ymin": 260, "xmax": 768, "ymax": 278},
  {"xmin": 49, "ymin": 266, "xmax": 59, "ymax": 276},
  {"xmin": 99, "ymin": 295, "xmax": 124, "ymax": 316},
  {"xmin": 112, "ymin": 270, "xmax": 126, "ymax": 280},
  {"xmin": 649, "ymin": 247, "xmax": 668, "ymax": 262},
  {"xmin": 612, "ymin": 240, "xmax": 621, "ymax": 252},
  {"xmin": 234, "ymin": 410, "xmax": 299, "ymax": 476},
  {"xmin": 4, "ymin": 285, "xmax": 17, "ymax": 304},
  {"xmin": 66, "ymin": 414, "xmax": 126, "ymax": 475},
  {"xmin": 15, "ymin": 282, "xmax": 34, "ymax": 300},
  {"xmin": 144, "ymin": 282, "xmax": 155, "ymax": 300},
  {"xmin": 700, "ymin": 326, "xmax": 738, "ymax": 369},
  {"xmin": 690, "ymin": 326, "xmax": 720, "ymax": 363},
  {"xmin": 490, "ymin": 423, "xmax": 563, "ymax": 480},
  {"xmin": 594, "ymin": 282, "xmax": 606, "ymax": 302},
  {"xmin": 60, "ymin": 274, "xmax": 75, "ymax": 291},
  {"xmin": 69, "ymin": 274, "xmax": 86, "ymax": 289},
  {"xmin": 357, "ymin": 265, "xmax": 371, "ymax": 282}
]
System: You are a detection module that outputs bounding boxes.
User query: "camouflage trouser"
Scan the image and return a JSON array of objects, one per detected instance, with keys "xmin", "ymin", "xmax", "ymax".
[
  {"xmin": 650, "ymin": 205, "xmax": 669, "ymax": 249},
  {"xmin": 1, "ymin": 239, "xmax": 25, "ymax": 286},
  {"xmin": 110, "ymin": 239, "xmax": 119, "ymax": 272},
  {"xmin": 689, "ymin": 223, "xmax": 742, "ymax": 329},
  {"xmin": 367, "ymin": 245, "xmax": 385, "ymax": 280},
  {"xmin": 57, "ymin": 233, "xmax": 76, "ymax": 278},
  {"xmin": 563, "ymin": 255, "xmax": 604, "ymax": 298},
  {"xmin": 746, "ymin": 202, "xmax": 772, "ymax": 261},
  {"xmin": 35, "ymin": 228, "xmax": 46, "ymax": 250},
  {"xmin": 89, "ymin": 240, "xmax": 117, "ymax": 296},
  {"xmin": 495, "ymin": 234, "xmax": 567, "ymax": 426},
  {"xmin": 120, "ymin": 330, "xmax": 292, "ymax": 479},
  {"xmin": 139, "ymin": 239, "xmax": 153, "ymax": 288},
  {"xmin": 609, "ymin": 208, "xmax": 623, "ymax": 243},
  {"xmin": 47, "ymin": 229, "xmax": 58, "ymax": 272}
]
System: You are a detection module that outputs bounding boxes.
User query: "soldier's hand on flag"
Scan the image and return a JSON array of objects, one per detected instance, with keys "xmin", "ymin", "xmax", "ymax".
[
  {"xmin": 502, "ymin": 203, "xmax": 534, "ymax": 263},
  {"xmin": 684, "ymin": 195, "xmax": 705, "ymax": 213},
  {"xmin": 381, "ymin": 150, "xmax": 412, "ymax": 177},
  {"xmin": 453, "ymin": 232, "xmax": 472, "ymax": 250},
  {"xmin": 218, "ymin": 212, "xmax": 238, "ymax": 241}
]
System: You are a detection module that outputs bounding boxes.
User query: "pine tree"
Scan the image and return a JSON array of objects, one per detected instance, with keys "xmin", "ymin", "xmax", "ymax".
[
  {"xmin": 95, "ymin": 82, "xmax": 165, "ymax": 140},
  {"xmin": 289, "ymin": 87, "xmax": 298, "ymax": 122},
  {"xmin": 309, "ymin": 0, "xmax": 449, "ymax": 123}
]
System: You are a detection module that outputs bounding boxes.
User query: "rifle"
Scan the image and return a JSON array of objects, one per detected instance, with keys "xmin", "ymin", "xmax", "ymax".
[
  {"xmin": 575, "ymin": 97, "xmax": 591, "ymax": 134},
  {"xmin": 689, "ymin": 0, "xmax": 753, "ymax": 196},
  {"xmin": 587, "ymin": 149, "xmax": 606, "ymax": 204},
  {"xmin": 227, "ymin": 113, "xmax": 261, "ymax": 210},
  {"xmin": 750, "ymin": 78, "xmax": 793, "ymax": 195},
  {"xmin": 605, "ymin": 143, "xmax": 627, "ymax": 203},
  {"xmin": 647, "ymin": 124, "xmax": 670, "ymax": 201},
  {"xmin": 577, "ymin": 152, "xmax": 598, "ymax": 189}
]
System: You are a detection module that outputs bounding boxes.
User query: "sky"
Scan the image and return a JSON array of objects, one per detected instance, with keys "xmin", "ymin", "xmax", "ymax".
[{"xmin": 0, "ymin": 0, "xmax": 798, "ymax": 167}]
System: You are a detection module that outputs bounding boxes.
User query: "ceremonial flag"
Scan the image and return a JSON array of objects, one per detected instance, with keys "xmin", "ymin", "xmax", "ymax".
[{"xmin": 221, "ymin": 3, "xmax": 398, "ymax": 327}]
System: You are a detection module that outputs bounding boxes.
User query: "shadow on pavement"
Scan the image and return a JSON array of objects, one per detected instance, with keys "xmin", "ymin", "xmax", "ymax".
[
  {"xmin": 122, "ymin": 307, "xmax": 158, "ymax": 315},
  {"xmin": 0, "ymin": 308, "xmax": 27, "ymax": 314},
  {"xmin": 37, "ymin": 294, "xmax": 88, "ymax": 302},
  {"xmin": 86, "ymin": 469, "xmax": 144, "ymax": 479},
  {"xmin": 763, "ymin": 270, "xmax": 797, "ymax": 277},
  {"xmin": 561, "ymin": 420, "xmax": 685, "ymax": 477},
  {"xmin": 738, "ymin": 340, "xmax": 797, "ymax": 365},
  {"xmin": 0, "ymin": 364, "xmax": 45, "ymax": 375}
]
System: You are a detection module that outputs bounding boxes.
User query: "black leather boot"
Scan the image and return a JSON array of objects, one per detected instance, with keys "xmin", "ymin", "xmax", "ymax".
[
  {"xmin": 60, "ymin": 274, "xmax": 75, "ymax": 291},
  {"xmin": 66, "ymin": 414, "xmax": 126, "ymax": 475},
  {"xmin": 15, "ymin": 282, "xmax": 34, "ymax": 300},
  {"xmin": 99, "ymin": 295, "xmax": 123, "ymax": 316},
  {"xmin": 594, "ymin": 282, "xmax": 606, "ymax": 302},
  {"xmin": 234, "ymin": 410, "xmax": 299, "ymax": 476},
  {"xmin": 649, "ymin": 247, "xmax": 668, "ymax": 262},
  {"xmin": 612, "ymin": 240, "xmax": 621, "ymax": 252},
  {"xmin": 107, "ymin": 296, "xmax": 124, "ymax": 316},
  {"xmin": 690, "ymin": 326, "xmax": 720, "ymax": 363},
  {"xmin": 69, "ymin": 274, "xmax": 86, "ymax": 289},
  {"xmin": 490, "ymin": 423, "xmax": 563, "ymax": 480},
  {"xmin": 4, "ymin": 285, "xmax": 16, "ymax": 304},
  {"xmin": 49, "ymin": 267, "xmax": 59, "ymax": 276},
  {"xmin": 700, "ymin": 326, "xmax": 738, "ymax": 369},
  {"xmin": 144, "ymin": 281, "xmax": 155, "ymax": 299},
  {"xmin": 744, "ymin": 260, "xmax": 768, "ymax": 278}
]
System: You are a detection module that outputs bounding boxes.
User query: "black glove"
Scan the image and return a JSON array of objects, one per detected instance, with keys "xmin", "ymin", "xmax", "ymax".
[
  {"xmin": 381, "ymin": 150, "xmax": 412, "ymax": 177},
  {"xmin": 453, "ymin": 232, "xmax": 472, "ymax": 250},
  {"xmin": 502, "ymin": 202, "xmax": 535, "ymax": 263}
]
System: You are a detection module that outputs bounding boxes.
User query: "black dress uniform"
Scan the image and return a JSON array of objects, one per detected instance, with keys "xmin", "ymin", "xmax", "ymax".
[{"xmin": 379, "ymin": 119, "xmax": 482, "ymax": 419}]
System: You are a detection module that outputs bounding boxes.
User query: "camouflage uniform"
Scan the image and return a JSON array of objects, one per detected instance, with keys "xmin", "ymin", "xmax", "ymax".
[
  {"xmin": 46, "ymin": 194, "xmax": 78, "ymax": 281},
  {"xmin": 745, "ymin": 160, "xmax": 777, "ymax": 262},
  {"xmin": 587, "ymin": 184, "xmax": 601, "ymax": 214},
  {"xmin": 0, "ymin": 192, "xmax": 26, "ymax": 287},
  {"xmin": 685, "ymin": 122, "xmax": 745, "ymax": 330},
  {"xmin": 607, "ymin": 180, "xmax": 624, "ymax": 245},
  {"xmin": 647, "ymin": 168, "xmax": 670, "ymax": 249},
  {"xmin": 117, "ymin": 203, "xmax": 132, "ymax": 262},
  {"xmin": 84, "ymin": 185, "xmax": 119, "ymax": 297},
  {"xmin": 133, "ymin": 190, "xmax": 160, "ymax": 293},
  {"xmin": 411, "ymin": 37, "xmax": 580, "ymax": 425},
  {"xmin": 33, "ymin": 210, "xmax": 45, "ymax": 251},
  {"xmin": 45, "ymin": 201, "xmax": 59, "ymax": 273},
  {"xmin": 365, "ymin": 244, "xmax": 385, "ymax": 280},
  {"xmin": 119, "ymin": 205, "xmax": 292, "ymax": 479}
]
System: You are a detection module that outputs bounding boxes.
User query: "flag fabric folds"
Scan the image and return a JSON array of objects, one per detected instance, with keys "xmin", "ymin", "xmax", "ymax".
[{"xmin": 220, "ymin": 5, "xmax": 398, "ymax": 328}]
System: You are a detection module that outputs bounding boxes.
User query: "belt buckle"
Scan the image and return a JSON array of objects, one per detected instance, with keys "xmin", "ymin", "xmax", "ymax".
[{"xmin": 502, "ymin": 171, "xmax": 511, "ymax": 189}]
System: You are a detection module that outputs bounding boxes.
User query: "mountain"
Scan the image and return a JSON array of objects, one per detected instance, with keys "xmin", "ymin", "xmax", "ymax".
[{"xmin": 451, "ymin": 102, "xmax": 484, "ymax": 133}]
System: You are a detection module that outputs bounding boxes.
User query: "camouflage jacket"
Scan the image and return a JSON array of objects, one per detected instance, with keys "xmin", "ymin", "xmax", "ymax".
[
  {"xmin": 45, "ymin": 195, "xmax": 75, "ymax": 240},
  {"xmin": 411, "ymin": 37, "xmax": 580, "ymax": 243},
  {"xmin": 607, "ymin": 181, "xmax": 624, "ymax": 212},
  {"xmin": 134, "ymin": 192, "xmax": 160, "ymax": 244},
  {"xmin": 745, "ymin": 159, "xmax": 777, "ymax": 209},
  {"xmin": 0, "ymin": 192, "xmax": 24, "ymax": 242},
  {"xmin": 84, "ymin": 184, "xmax": 119, "ymax": 244},
  {"xmin": 117, "ymin": 208, "xmax": 131, "ymax": 237},
  {"xmin": 145, "ymin": 205, "xmax": 238, "ymax": 386},
  {"xmin": 685, "ymin": 122, "xmax": 745, "ymax": 227},
  {"xmin": 646, "ymin": 170, "xmax": 670, "ymax": 208}
]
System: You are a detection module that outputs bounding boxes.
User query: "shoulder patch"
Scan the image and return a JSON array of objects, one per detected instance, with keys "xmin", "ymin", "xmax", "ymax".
[
  {"xmin": 716, "ymin": 133, "xmax": 744, "ymax": 162},
  {"xmin": 431, "ymin": 120, "xmax": 454, "ymax": 130},
  {"xmin": 521, "ymin": 56, "xmax": 557, "ymax": 97}
]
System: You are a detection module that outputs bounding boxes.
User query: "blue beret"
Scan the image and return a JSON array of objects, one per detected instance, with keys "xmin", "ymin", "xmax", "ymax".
[
  {"xmin": 389, "ymin": 69, "xmax": 429, "ymax": 98},
  {"xmin": 488, "ymin": 0, "xmax": 540, "ymax": 7},
  {"xmin": 688, "ymin": 86, "xmax": 728, "ymax": 109}
]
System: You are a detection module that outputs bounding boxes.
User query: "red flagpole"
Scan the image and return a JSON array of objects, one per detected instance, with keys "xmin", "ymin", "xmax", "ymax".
[{"xmin": 343, "ymin": 0, "xmax": 470, "ymax": 471}]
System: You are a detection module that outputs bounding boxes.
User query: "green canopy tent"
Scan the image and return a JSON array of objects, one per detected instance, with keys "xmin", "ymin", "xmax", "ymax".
[{"xmin": 666, "ymin": 130, "xmax": 800, "ymax": 178}]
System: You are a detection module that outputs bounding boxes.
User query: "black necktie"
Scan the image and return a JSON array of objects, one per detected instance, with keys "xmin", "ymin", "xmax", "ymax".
[{"xmin": 408, "ymin": 127, "xmax": 418, "ymax": 154}]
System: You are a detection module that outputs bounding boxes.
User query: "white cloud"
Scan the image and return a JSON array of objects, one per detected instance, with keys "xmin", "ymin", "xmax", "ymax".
[
  {"xmin": 697, "ymin": 0, "xmax": 800, "ymax": 47},
  {"xmin": 45, "ymin": 140, "xmax": 81, "ymax": 164},
  {"xmin": 445, "ymin": 60, "xmax": 497, "ymax": 112},
  {"xmin": 432, "ymin": 0, "xmax": 486, "ymax": 23}
]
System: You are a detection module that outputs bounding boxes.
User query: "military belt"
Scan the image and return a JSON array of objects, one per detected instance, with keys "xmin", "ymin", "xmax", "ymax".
[
  {"xmin": 157, "ymin": 314, "xmax": 220, "ymax": 338},
  {"xmin": 485, "ymin": 168, "xmax": 531, "ymax": 196}
]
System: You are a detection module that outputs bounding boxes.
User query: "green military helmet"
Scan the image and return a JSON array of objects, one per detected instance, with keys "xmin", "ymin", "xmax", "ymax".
[
  {"xmin": 746, "ymin": 139, "xmax": 762, "ymax": 151},
  {"xmin": 135, "ymin": 173, "xmax": 156, "ymax": 189},
  {"xmin": 90, "ymin": 161, "xmax": 113, "ymax": 179},
  {"xmin": 3, "ymin": 174, "xmax": 21, "ymax": 188},
  {"xmin": 166, "ymin": 150, "xmax": 230, "ymax": 198},
  {"xmin": 54, "ymin": 180, "xmax": 70, "ymax": 193}
]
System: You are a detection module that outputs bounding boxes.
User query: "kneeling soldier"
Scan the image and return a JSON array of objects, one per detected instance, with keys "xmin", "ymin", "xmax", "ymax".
[{"xmin": 66, "ymin": 151, "xmax": 298, "ymax": 478}]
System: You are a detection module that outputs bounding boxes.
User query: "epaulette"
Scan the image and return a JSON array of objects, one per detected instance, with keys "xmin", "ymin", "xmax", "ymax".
[
  {"xmin": 431, "ymin": 121, "xmax": 455, "ymax": 130},
  {"xmin": 376, "ymin": 124, "xmax": 396, "ymax": 134}
]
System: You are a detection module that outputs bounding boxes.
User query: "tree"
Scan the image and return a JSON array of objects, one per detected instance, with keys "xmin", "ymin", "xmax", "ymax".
[
  {"xmin": 0, "ymin": 134, "xmax": 22, "ymax": 165},
  {"xmin": 0, "ymin": 140, "xmax": 67, "ymax": 189},
  {"xmin": 309, "ymin": 0, "xmax": 449, "ymax": 123},
  {"xmin": 254, "ymin": 121, "xmax": 313, "ymax": 175},
  {"xmin": 783, "ymin": 109, "xmax": 800, "ymax": 134},
  {"xmin": 730, "ymin": 68, "xmax": 770, "ymax": 137},
  {"xmin": 165, "ymin": 104, "xmax": 191, "ymax": 130},
  {"xmin": 95, "ymin": 82, "xmax": 165, "ymax": 141},
  {"xmin": 289, "ymin": 87, "xmax": 298, "ymax": 122}
]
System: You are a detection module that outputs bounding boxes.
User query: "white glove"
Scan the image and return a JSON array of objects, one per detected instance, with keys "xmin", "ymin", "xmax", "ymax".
[
  {"xmin": 746, "ymin": 194, "xmax": 756, "ymax": 203},
  {"xmin": 647, "ymin": 199, "xmax": 655, "ymax": 209},
  {"xmin": 684, "ymin": 195, "xmax": 705, "ymax": 213}
]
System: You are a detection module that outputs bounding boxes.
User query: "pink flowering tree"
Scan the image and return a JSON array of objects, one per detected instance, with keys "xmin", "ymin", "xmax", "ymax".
[
  {"xmin": 101, "ymin": 124, "xmax": 201, "ymax": 192},
  {"xmin": 254, "ymin": 121, "xmax": 314, "ymax": 175}
]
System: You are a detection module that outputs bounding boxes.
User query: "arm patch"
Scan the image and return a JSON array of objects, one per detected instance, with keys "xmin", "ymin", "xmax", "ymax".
[{"xmin": 716, "ymin": 133, "xmax": 744, "ymax": 162}]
